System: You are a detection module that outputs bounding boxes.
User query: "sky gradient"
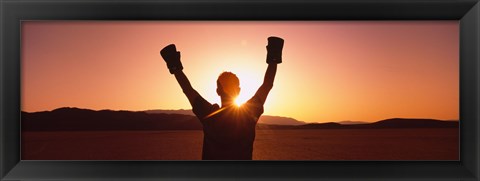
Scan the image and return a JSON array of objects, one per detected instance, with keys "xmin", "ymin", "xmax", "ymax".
[{"xmin": 21, "ymin": 21, "xmax": 459, "ymax": 123}]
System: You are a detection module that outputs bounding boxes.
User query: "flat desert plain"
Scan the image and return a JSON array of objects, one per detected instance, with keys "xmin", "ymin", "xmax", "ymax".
[{"xmin": 22, "ymin": 128, "xmax": 458, "ymax": 160}]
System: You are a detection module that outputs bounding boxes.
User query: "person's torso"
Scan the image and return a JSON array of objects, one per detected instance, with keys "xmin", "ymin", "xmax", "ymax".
[{"xmin": 201, "ymin": 105, "xmax": 258, "ymax": 160}]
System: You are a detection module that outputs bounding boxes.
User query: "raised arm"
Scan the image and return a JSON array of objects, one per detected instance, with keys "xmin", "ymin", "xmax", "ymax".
[
  {"xmin": 160, "ymin": 44, "xmax": 200, "ymax": 106},
  {"xmin": 253, "ymin": 37, "xmax": 284, "ymax": 105},
  {"xmin": 254, "ymin": 64, "xmax": 277, "ymax": 105},
  {"xmin": 173, "ymin": 70, "xmax": 200, "ymax": 106}
]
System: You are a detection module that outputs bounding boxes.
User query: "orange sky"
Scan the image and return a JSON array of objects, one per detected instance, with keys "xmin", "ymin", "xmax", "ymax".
[{"xmin": 21, "ymin": 21, "xmax": 459, "ymax": 123}]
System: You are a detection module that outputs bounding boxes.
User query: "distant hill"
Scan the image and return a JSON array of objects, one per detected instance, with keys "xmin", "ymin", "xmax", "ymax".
[
  {"xmin": 146, "ymin": 109, "xmax": 195, "ymax": 116},
  {"xmin": 22, "ymin": 107, "xmax": 302, "ymax": 131},
  {"xmin": 22, "ymin": 107, "xmax": 202, "ymax": 131},
  {"xmin": 22, "ymin": 108, "xmax": 458, "ymax": 131},
  {"xmin": 145, "ymin": 109, "xmax": 305, "ymax": 126},
  {"xmin": 258, "ymin": 115, "xmax": 305, "ymax": 125},
  {"xmin": 297, "ymin": 118, "xmax": 458, "ymax": 129},
  {"xmin": 337, "ymin": 120, "xmax": 368, "ymax": 125},
  {"xmin": 367, "ymin": 118, "xmax": 459, "ymax": 128}
]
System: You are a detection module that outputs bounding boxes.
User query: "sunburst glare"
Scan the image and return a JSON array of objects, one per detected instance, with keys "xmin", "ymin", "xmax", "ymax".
[{"xmin": 234, "ymin": 97, "xmax": 244, "ymax": 107}]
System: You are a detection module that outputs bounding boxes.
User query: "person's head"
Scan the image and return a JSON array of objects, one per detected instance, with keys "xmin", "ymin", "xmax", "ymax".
[{"xmin": 217, "ymin": 72, "xmax": 240, "ymax": 100}]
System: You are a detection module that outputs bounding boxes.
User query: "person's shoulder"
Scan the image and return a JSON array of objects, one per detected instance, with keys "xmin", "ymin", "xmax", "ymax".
[
  {"xmin": 244, "ymin": 97, "xmax": 264, "ymax": 111},
  {"xmin": 193, "ymin": 96, "xmax": 218, "ymax": 119},
  {"xmin": 246, "ymin": 95, "xmax": 263, "ymax": 106},
  {"xmin": 243, "ymin": 94, "xmax": 265, "ymax": 116},
  {"xmin": 212, "ymin": 103, "xmax": 220, "ymax": 110}
]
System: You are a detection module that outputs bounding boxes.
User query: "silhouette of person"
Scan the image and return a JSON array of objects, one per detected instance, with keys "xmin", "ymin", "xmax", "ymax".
[{"xmin": 160, "ymin": 37, "xmax": 284, "ymax": 160}]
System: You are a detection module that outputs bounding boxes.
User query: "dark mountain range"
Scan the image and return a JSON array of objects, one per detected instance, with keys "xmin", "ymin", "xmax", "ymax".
[
  {"xmin": 146, "ymin": 109, "xmax": 195, "ymax": 116},
  {"xmin": 22, "ymin": 107, "xmax": 202, "ymax": 131},
  {"xmin": 258, "ymin": 115, "xmax": 305, "ymax": 125},
  {"xmin": 145, "ymin": 109, "xmax": 305, "ymax": 125},
  {"xmin": 21, "ymin": 108, "xmax": 458, "ymax": 131},
  {"xmin": 298, "ymin": 118, "xmax": 458, "ymax": 129},
  {"xmin": 337, "ymin": 120, "xmax": 368, "ymax": 125}
]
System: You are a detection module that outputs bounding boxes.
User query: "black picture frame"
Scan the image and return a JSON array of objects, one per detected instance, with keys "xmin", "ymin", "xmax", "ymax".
[{"xmin": 1, "ymin": 0, "xmax": 479, "ymax": 180}]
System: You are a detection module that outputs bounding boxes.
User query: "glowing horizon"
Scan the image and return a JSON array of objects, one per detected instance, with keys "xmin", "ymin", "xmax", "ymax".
[{"xmin": 21, "ymin": 21, "xmax": 459, "ymax": 123}]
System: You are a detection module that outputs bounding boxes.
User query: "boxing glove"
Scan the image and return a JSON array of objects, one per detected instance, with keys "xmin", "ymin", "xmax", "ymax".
[
  {"xmin": 266, "ymin": 36, "xmax": 284, "ymax": 64},
  {"xmin": 160, "ymin": 44, "xmax": 183, "ymax": 74}
]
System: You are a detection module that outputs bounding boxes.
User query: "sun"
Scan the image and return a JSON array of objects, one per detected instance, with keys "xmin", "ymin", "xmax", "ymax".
[
  {"xmin": 210, "ymin": 61, "xmax": 264, "ymax": 108},
  {"xmin": 229, "ymin": 69, "xmax": 263, "ymax": 107},
  {"xmin": 234, "ymin": 97, "xmax": 244, "ymax": 107}
]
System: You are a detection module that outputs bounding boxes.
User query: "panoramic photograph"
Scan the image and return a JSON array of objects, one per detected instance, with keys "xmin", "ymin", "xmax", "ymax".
[{"xmin": 21, "ymin": 21, "xmax": 459, "ymax": 160}]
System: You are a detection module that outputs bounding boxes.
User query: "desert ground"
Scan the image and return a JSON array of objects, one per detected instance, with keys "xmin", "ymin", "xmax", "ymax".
[{"xmin": 22, "ymin": 128, "xmax": 458, "ymax": 160}]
